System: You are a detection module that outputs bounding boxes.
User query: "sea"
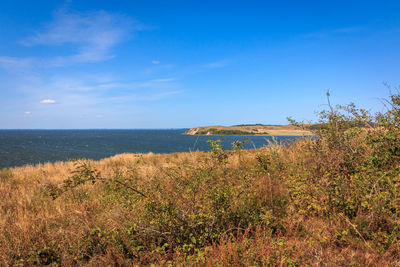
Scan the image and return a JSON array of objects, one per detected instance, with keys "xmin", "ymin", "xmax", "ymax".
[{"xmin": 0, "ymin": 129, "xmax": 303, "ymax": 168}]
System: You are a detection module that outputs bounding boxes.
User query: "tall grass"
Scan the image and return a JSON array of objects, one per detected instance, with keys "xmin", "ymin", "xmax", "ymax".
[{"xmin": 1, "ymin": 93, "xmax": 400, "ymax": 265}]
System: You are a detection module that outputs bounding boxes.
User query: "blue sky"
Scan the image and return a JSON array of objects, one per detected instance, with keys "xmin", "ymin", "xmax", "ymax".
[{"xmin": 0, "ymin": 0, "xmax": 399, "ymax": 129}]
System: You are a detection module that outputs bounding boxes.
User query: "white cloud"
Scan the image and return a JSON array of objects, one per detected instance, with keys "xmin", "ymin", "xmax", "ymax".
[
  {"xmin": 204, "ymin": 59, "xmax": 229, "ymax": 69},
  {"xmin": 152, "ymin": 60, "xmax": 160, "ymax": 64},
  {"xmin": 149, "ymin": 90, "xmax": 181, "ymax": 100},
  {"xmin": 22, "ymin": 9, "xmax": 142, "ymax": 65},
  {"xmin": 0, "ymin": 10, "xmax": 142, "ymax": 72},
  {"xmin": 132, "ymin": 77, "xmax": 177, "ymax": 89},
  {"xmin": 98, "ymin": 83, "xmax": 124, "ymax": 89},
  {"xmin": 151, "ymin": 78, "xmax": 175, "ymax": 82},
  {"xmin": 40, "ymin": 99, "xmax": 56, "ymax": 104},
  {"xmin": 0, "ymin": 57, "xmax": 34, "ymax": 71},
  {"xmin": 24, "ymin": 111, "xmax": 31, "ymax": 115},
  {"xmin": 332, "ymin": 27, "xmax": 364, "ymax": 33},
  {"xmin": 108, "ymin": 90, "xmax": 181, "ymax": 103},
  {"xmin": 302, "ymin": 26, "xmax": 364, "ymax": 38},
  {"xmin": 0, "ymin": 9, "xmax": 143, "ymax": 72}
]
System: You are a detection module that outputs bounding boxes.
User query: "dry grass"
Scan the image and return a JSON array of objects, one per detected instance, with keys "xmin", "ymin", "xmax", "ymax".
[
  {"xmin": 0, "ymin": 151, "xmax": 215, "ymax": 265},
  {"xmin": 1, "ymin": 94, "xmax": 400, "ymax": 265},
  {"xmin": 0, "ymin": 136, "xmax": 399, "ymax": 266}
]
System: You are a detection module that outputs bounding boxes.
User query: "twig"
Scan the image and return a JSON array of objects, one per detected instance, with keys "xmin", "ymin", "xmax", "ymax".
[
  {"xmin": 136, "ymin": 225, "xmax": 168, "ymax": 237},
  {"xmin": 338, "ymin": 213, "xmax": 373, "ymax": 251},
  {"xmin": 113, "ymin": 179, "xmax": 148, "ymax": 198},
  {"xmin": 95, "ymin": 177, "xmax": 148, "ymax": 198}
]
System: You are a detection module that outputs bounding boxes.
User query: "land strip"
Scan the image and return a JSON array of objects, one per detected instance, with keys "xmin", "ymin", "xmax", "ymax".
[{"xmin": 184, "ymin": 124, "xmax": 314, "ymax": 136}]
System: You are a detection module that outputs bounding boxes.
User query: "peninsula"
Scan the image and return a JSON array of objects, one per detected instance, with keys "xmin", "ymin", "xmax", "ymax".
[{"xmin": 184, "ymin": 124, "xmax": 314, "ymax": 136}]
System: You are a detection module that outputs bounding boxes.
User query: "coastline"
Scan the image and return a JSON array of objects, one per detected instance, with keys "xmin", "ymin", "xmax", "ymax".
[{"xmin": 184, "ymin": 124, "xmax": 314, "ymax": 136}]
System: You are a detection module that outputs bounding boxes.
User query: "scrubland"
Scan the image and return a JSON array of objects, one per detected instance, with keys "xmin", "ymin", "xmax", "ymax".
[{"xmin": 1, "ymin": 93, "xmax": 400, "ymax": 266}]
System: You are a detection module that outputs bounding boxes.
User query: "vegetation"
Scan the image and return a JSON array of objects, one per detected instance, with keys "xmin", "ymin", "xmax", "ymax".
[
  {"xmin": 185, "ymin": 124, "xmax": 314, "ymax": 136},
  {"xmin": 1, "ymin": 92, "xmax": 400, "ymax": 265},
  {"xmin": 232, "ymin": 123, "xmax": 267, "ymax": 126},
  {"xmin": 197, "ymin": 128, "xmax": 259, "ymax": 135}
]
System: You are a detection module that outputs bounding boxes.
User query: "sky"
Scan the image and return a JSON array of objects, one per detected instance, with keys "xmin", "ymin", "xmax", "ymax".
[{"xmin": 0, "ymin": 0, "xmax": 400, "ymax": 129}]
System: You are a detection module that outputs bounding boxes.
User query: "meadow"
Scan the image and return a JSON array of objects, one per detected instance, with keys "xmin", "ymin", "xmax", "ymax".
[{"xmin": 1, "ymin": 93, "xmax": 400, "ymax": 266}]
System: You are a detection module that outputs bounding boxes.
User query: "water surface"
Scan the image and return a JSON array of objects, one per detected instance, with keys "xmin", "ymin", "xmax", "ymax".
[{"xmin": 0, "ymin": 129, "xmax": 303, "ymax": 168}]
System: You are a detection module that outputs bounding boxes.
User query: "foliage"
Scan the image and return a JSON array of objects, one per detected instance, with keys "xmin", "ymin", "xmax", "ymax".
[
  {"xmin": 199, "ymin": 128, "xmax": 258, "ymax": 135},
  {"xmin": 207, "ymin": 139, "xmax": 228, "ymax": 163}
]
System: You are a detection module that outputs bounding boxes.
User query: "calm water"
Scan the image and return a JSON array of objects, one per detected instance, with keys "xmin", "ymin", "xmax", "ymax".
[{"xmin": 0, "ymin": 129, "xmax": 302, "ymax": 168}]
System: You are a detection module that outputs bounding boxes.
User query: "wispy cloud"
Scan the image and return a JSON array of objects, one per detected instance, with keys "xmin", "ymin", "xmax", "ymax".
[
  {"xmin": 108, "ymin": 90, "xmax": 181, "ymax": 103},
  {"xmin": 332, "ymin": 27, "xmax": 365, "ymax": 34},
  {"xmin": 21, "ymin": 9, "xmax": 142, "ymax": 65},
  {"xmin": 24, "ymin": 75, "xmax": 180, "ymax": 109},
  {"xmin": 204, "ymin": 59, "xmax": 230, "ymax": 69},
  {"xmin": 150, "ymin": 90, "xmax": 180, "ymax": 99},
  {"xmin": 302, "ymin": 26, "xmax": 365, "ymax": 38},
  {"xmin": 40, "ymin": 99, "xmax": 56, "ymax": 104},
  {"xmin": 151, "ymin": 78, "xmax": 175, "ymax": 83},
  {"xmin": 124, "ymin": 77, "xmax": 178, "ymax": 90},
  {"xmin": 0, "ymin": 9, "xmax": 142, "ymax": 71},
  {"xmin": 44, "ymin": 75, "xmax": 178, "ymax": 93},
  {"xmin": 0, "ymin": 57, "xmax": 34, "ymax": 71},
  {"xmin": 137, "ymin": 90, "xmax": 181, "ymax": 101},
  {"xmin": 0, "ymin": 7, "xmax": 182, "ymax": 125}
]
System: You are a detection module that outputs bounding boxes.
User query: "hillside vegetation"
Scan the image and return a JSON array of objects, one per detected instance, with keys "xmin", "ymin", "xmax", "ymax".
[
  {"xmin": 184, "ymin": 124, "xmax": 314, "ymax": 136},
  {"xmin": 1, "ymin": 93, "xmax": 400, "ymax": 265}
]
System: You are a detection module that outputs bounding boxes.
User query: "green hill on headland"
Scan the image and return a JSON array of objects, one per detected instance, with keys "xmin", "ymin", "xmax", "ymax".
[{"xmin": 185, "ymin": 124, "xmax": 314, "ymax": 136}]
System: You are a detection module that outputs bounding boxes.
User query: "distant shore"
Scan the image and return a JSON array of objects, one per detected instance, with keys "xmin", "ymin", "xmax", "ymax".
[{"xmin": 184, "ymin": 124, "xmax": 314, "ymax": 136}]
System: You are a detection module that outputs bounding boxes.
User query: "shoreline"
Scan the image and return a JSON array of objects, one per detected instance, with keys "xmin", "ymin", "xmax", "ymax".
[
  {"xmin": 184, "ymin": 124, "xmax": 314, "ymax": 136},
  {"xmin": 183, "ymin": 133, "xmax": 314, "ymax": 136}
]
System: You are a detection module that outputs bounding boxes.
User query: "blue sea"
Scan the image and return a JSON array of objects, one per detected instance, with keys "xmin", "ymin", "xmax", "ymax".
[{"xmin": 0, "ymin": 129, "xmax": 302, "ymax": 168}]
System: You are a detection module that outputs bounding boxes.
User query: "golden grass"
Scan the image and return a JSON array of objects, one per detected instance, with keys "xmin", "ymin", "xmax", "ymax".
[
  {"xmin": 1, "ymin": 130, "xmax": 399, "ymax": 265},
  {"xmin": 0, "ymin": 151, "xmax": 215, "ymax": 265}
]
